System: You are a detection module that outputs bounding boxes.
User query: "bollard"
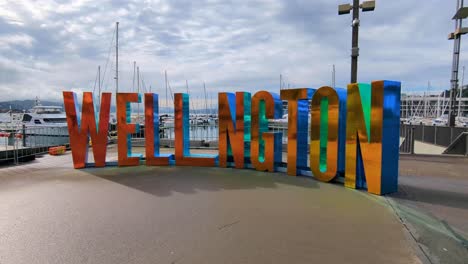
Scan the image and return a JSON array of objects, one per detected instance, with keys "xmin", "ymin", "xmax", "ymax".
[{"xmin": 411, "ymin": 126, "xmax": 415, "ymax": 155}]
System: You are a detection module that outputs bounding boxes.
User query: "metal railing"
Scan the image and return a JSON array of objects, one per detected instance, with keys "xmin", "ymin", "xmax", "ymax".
[
  {"xmin": 399, "ymin": 125, "xmax": 415, "ymax": 154},
  {"xmin": 399, "ymin": 124, "xmax": 468, "ymax": 156},
  {"xmin": 400, "ymin": 124, "xmax": 468, "ymax": 147},
  {"xmin": 0, "ymin": 124, "xmax": 68, "ymax": 164}
]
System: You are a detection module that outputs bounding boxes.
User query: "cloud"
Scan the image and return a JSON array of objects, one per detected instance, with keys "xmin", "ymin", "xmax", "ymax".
[{"xmin": 0, "ymin": 0, "xmax": 465, "ymax": 104}]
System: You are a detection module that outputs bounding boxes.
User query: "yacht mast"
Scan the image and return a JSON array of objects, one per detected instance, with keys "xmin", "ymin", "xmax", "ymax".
[
  {"xmin": 165, "ymin": 70, "xmax": 168, "ymax": 111},
  {"xmin": 137, "ymin": 66, "xmax": 140, "ymax": 123},
  {"xmin": 332, "ymin": 64, "xmax": 336, "ymax": 88},
  {"xmin": 203, "ymin": 82, "xmax": 208, "ymax": 115},
  {"xmin": 186, "ymin": 80, "xmax": 196, "ymax": 116},
  {"xmin": 459, "ymin": 65, "xmax": 465, "ymax": 117},
  {"xmin": 115, "ymin": 22, "xmax": 119, "ymax": 94},
  {"xmin": 98, "ymin": 65, "xmax": 101, "ymax": 106},
  {"xmin": 424, "ymin": 81, "xmax": 429, "ymax": 118},
  {"xmin": 280, "ymin": 74, "xmax": 282, "ymax": 90},
  {"xmin": 132, "ymin": 61, "xmax": 136, "ymax": 92},
  {"xmin": 210, "ymin": 93, "xmax": 213, "ymax": 115}
]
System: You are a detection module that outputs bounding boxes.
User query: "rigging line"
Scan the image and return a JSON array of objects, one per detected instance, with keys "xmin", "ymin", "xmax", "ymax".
[
  {"xmin": 186, "ymin": 80, "xmax": 196, "ymax": 114},
  {"xmin": 166, "ymin": 74, "xmax": 175, "ymax": 102},
  {"xmin": 141, "ymin": 76, "xmax": 147, "ymax": 93},
  {"xmin": 139, "ymin": 71, "xmax": 147, "ymax": 93},
  {"xmin": 92, "ymin": 67, "xmax": 99, "ymax": 94},
  {"xmin": 168, "ymin": 82, "xmax": 175, "ymax": 101},
  {"xmin": 103, "ymin": 61, "xmax": 114, "ymax": 92},
  {"xmin": 101, "ymin": 26, "xmax": 116, "ymax": 91},
  {"xmin": 144, "ymin": 78, "xmax": 148, "ymax": 93}
]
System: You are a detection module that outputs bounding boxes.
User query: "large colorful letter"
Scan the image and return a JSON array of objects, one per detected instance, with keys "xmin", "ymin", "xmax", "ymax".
[
  {"xmin": 280, "ymin": 88, "xmax": 314, "ymax": 176},
  {"xmin": 117, "ymin": 93, "xmax": 142, "ymax": 166},
  {"xmin": 336, "ymin": 88, "xmax": 348, "ymax": 177},
  {"xmin": 145, "ymin": 93, "xmax": 173, "ymax": 165},
  {"xmin": 310, "ymin": 86, "xmax": 339, "ymax": 182},
  {"xmin": 345, "ymin": 81, "xmax": 401, "ymax": 195},
  {"xmin": 63, "ymin": 92, "xmax": 111, "ymax": 168},
  {"xmin": 174, "ymin": 93, "xmax": 218, "ymax": 166},
  {"xmin": 218, "ymin": 92, "xmax": 251, "ymax": 168},
  {"xmin": 251, "ymin": 91, "xmax": 282, "ymax": 172}
]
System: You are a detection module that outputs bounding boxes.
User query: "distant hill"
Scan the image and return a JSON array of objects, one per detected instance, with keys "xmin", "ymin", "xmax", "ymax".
[{"xmin": 0, "ymin": 100, "xmax": 63, "ymax": 113}]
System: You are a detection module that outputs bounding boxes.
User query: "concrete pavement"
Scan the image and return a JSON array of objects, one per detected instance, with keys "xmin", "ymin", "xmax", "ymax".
[
  {"xmin": 393, "ymin": 154, "xmax": 468, "ymax": 264},
  {"xmin": 0, "ymin": 152, "xmax": 423, "ymax": 264}
]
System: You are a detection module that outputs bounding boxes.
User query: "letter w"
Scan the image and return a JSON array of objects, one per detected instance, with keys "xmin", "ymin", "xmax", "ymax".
[{"xmin": 63, "ymin": 92, "xmax": 111, "ymax": 168}]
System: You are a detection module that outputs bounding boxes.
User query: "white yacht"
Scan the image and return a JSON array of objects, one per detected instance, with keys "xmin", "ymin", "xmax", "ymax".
[{"xmin": 20, "ymin": 105, "xmax": 69, "ymax": 146}]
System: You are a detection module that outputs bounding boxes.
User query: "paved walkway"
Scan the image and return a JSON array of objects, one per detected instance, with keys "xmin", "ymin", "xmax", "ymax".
[
  {"xmin": 399, "ymin": 137, "xmax": 447, "ymax": 155},
  {"xmin": 0, "ymin": 152, "xmax": 422, "ymax": 264},
  {"xmin": 395, "ymin": 155, "xmax": 468, "ymax": 263}
]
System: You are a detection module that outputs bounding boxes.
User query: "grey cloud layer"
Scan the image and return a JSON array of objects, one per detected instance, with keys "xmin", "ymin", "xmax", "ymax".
[{"xmin": 0, "ymin": 0, "xmax": 464, "ymax": 102}]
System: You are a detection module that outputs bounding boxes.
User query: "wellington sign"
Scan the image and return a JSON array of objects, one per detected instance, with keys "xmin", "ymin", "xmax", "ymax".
[{"xmin": 63, "ymin": 80, "xmax": 401, "ymax": 195}]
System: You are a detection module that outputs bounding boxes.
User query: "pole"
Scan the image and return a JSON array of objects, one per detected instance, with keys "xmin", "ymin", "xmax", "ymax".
[
  {"xmin": 351, "ymin": 0, "xmax": 360, "ymax": 83},
  {"xmin": 137, "ymin": 66, "xmax": 140, "ymax": 123},
  {"xmin": 165, "ymin": 70, "xmax": 168, "ymax": 111},
  {"xmin": 203, "ymin": 82, "xmax": 208, "ymax": 115},
  {"xmin": 424, "ymin": 81, "xmax": 429, "ymax": 118},
  {"xmin": 186, "ymin": 80, "xmax": 196, "ymax": 115},
  {"xmin": 332, "ymin": 64, "xmax": 336, "ymax": 88},
  {"xmin": 280, "ymin": 74, "xmax": 282, "ymax": 90},
  {"xmin": 459, "ymin": 65, "xmax": 465, "ymax": 117},
  {"xmin": 449, "ymin": 0, "xmax": 463, "ymax": 126},
  {"xmin": 115, "ymin": 22, "xmax": 119, "ymax": 94},
  {"xmin": 22, "ymin": 124, "xmax": 26, "ymax": 147},
  {"xmin": 98, "ymin": 65, "xmax": 101, "ymax": 105},
  {"xmin": 437, "ymin": 94, "xmax": 441, "ymax": 117},
  {"xmin": 132, "ymin": 61, "xmax": 136, "ymax": 92},
  {"xmin": 210, "ymin": 93, "xmax": 213, "ymax": 115}
]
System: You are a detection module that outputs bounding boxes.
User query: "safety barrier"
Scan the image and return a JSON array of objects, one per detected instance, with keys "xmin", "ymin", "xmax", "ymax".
[{"xmin": 0, "ymin": 124, "xmax": 69, "ymax": 164}]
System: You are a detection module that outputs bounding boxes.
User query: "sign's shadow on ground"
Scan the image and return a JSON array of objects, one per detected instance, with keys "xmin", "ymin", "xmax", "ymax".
[
  {"xmin": 391, "ymin": 183, "xmax": 468, "ymax": 210},
  {"xmin": 84, "ymin": 166, "xmax": 321, "ymax": 197}
]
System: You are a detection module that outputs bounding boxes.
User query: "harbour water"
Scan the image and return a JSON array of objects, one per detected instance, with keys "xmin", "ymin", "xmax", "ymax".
[
  {"xmin": 160, "ymin": 125, "xmax": 219, "ymax": 142},
  {"xmin": 157, "ymin": 123, "xmax": 291, "ymax": 144}
]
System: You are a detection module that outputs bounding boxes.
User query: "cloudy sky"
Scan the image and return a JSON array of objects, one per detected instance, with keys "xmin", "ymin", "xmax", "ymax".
[{"xmin": 0, "ymin": 0, "xmax": 465, "ymax": 105}]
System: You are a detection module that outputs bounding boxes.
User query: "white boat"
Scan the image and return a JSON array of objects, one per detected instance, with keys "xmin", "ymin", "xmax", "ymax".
[
  {"xmin": 20, "ymin": 105, "xmax": 69, "ymax": 146},
  {"xmin": 456, "ymin": 116, "xmax": 468, "ymax": 127},
  {"xmin": 431, "ymin": 115, "xmax": 448, "ymax": 126}
]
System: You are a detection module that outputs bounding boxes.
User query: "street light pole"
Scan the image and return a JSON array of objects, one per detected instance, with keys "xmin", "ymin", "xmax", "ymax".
[
  {"xmin": 339, "ymin": 1, "xmax": 375, "ymax": 84},
  {"xmin": 448, "ymin": 0, "xmax": 467, "ymax": 126},
  {"xmin": 351, "ymin": 0, "xmax": 360, "ymax": 84}
]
